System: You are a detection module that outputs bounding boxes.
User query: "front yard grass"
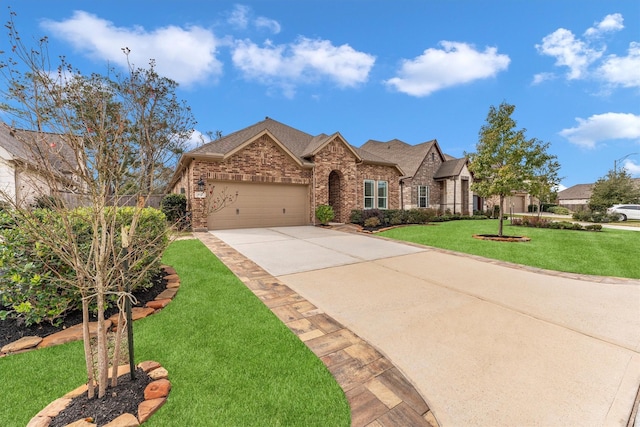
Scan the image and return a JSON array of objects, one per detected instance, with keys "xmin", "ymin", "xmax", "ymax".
[
  {"xmin": 0, "ymin": 239, "xmax": 350, "ymax": 426},
  {"xmin": 379, "ymin": 220, "xmax": 640, "ymax": 279}
]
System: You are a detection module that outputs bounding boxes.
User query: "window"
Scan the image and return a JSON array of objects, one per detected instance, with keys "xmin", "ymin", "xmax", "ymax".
[
  {"xmin": 364, "ymin": 180, "xmax": 375, "ymax": 209},
  {"xmin": 378, "ymin": 181, "xmax": 388, "ymax": 209},
  {"xmin": 418, "ymin": 186, "xmax": 429, "ymax": 208},
  {"xmin": 364, "ymin": 180, "xmax": 388, "ymax": 209}
]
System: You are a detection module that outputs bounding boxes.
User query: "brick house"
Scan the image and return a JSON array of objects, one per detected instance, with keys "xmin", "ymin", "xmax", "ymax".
[
  {"xmin": 0, "ymin": 123, "xmax": 79, "ymax": 208},
  {"xmin": 169, "ymin": 117, "xmax": 403, "ymax": 230},
  {"xmin": 359, "ymin": 139, "xmax": 473, "ymax": 214}
]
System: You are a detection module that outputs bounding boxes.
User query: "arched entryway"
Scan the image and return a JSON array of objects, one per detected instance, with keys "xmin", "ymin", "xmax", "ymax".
[{"xmin": 328, "ymin": 170, "xmax": 342, "ymax": 222}]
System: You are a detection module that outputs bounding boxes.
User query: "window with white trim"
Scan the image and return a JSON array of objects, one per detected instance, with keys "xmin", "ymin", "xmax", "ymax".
[
  {"xmin": 364, "ymin": 180, "xmax": 388, "ymax": 209},
  {"xmin": 377, "ymin": 181, "xmax": 388, "ymax": 209},
  {"xmin": 364, "ymin": 180, "xmax": 375, "ymax": 209},
  {"xmin": 418, "ymin": 185, "xmax": 429, "ymax": 208}
]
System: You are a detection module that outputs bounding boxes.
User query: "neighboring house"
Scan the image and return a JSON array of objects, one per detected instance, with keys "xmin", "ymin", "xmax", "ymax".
[
  {"xmin": 557, "ymin": 184, "xmax": 595, "ymax": 211},
  {"xmin": 558, "ymin": 179, "xmax": 640, "ymax": 211},
  {"xmin": 169, "ymin": 117, "xmax": 403, "ymax": 231},
  {"xmin": 0, "ymin": 123, "xmax": 78, "ymax": 208},
  {"xmin": 358, "ymin": 139, "xmax": 473, "ymax": 215}
]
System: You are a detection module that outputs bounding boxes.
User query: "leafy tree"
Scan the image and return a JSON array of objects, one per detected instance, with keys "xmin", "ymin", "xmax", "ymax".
[
  {"xmin": 0, "ymin": 12, "xmax": 193, "ymax": 399},
  {"xmin": 467, "ymin": 102, "xmax": 559, "ymax": 236},
  {"xmin": 528, "ymin": 156, "xmax": 562, "ymax": 217},
  {"xmin": 589, "ymin": 169, "xmax": 640, "ymax": 212}
]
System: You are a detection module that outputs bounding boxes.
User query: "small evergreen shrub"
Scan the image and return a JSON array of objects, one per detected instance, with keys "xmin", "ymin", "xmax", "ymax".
[
  {"xmin": 548, "ymin": 206, "xmax": 570, "ymax": 215},
  {"xmin": 0, "ymin": 207, "xmax": 168, "ymax": 326},
  {"xmin": 572, "ymin": 210, "xmax": 619, "ymax": 223},
  {"xmin": 349, "ymin": 209, "xmax": 363, "ymax": 225},
  {"xmin": 363, "ymin": 217, "xmax": 380, "ymax": 228},
  {"xmin": 315, "ymin": 204, "xmax": 335, "ymax": 225},
  {"xmin": 161, "ymin": 193, "xmax": 189, "ymax": 230}
]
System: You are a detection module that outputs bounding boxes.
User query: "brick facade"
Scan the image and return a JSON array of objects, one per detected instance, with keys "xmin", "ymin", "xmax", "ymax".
[
  {"xmin": 311, "ymin": 137, "xmax": 358, "ymax": 223},
  {"xmin": 356, "ymin": 163, "xmax": 402, "ymax": 211},
  {"xmin": 403, "ymin": 146, "xmax": 443, "ymax": 209},
  {"xmin": 170, "ymin": 120, "xmax": 404, "ymax": 230},
  {"xmin": 187, "ymin": 135, "xmax": 313, "ymax": 230}
]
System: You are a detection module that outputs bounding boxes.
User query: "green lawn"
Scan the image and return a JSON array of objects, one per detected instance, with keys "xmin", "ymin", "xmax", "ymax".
[
  {"xmin": 0, "ymin": 239, "xmax": 350, "ymax": 427},
  {"xmin": 379, "ymin": 220, "xmax": 640, "ymax": 279}
]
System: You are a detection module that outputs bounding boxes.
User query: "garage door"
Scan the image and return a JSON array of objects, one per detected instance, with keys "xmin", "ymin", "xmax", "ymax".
[{"xmin": 207, "ymin": 182, "xmax": 310, "ymax": 230}]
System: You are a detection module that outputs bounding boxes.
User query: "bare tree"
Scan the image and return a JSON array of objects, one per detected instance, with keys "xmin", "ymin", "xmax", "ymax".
[{"xmin": 0, "ymin": 12, "xmax": 194, "ymax": 399}]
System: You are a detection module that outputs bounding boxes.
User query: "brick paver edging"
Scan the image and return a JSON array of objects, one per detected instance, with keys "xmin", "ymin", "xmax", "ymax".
[{"xmin": 195, "ymin": 232, "xmax": 439, "ymax": 427}]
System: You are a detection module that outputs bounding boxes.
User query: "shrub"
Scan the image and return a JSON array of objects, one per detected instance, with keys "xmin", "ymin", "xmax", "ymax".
[
  {"xmin": 406, "ymin": 208, "xmax": 436, "ymax": 224},
  {"xmin": 0, "ymin": 207, "xmax": 168, "ymax": 326},
  {"xmin": 362, "ymin": 209, "xmax": 385, "ymax": 225},
  {"xmin": 572, "ymin": 210, "xmax": 619, "ymax": 223},
  {"xmin": 548, "ymin": 206, "xmax": 570, "ymax": 215},
  {"xmin": 161, "ymin": 193, "xmax": 189, "ymax": 230},
  {"xmin": 315, "ymin": 204, "xmax": 335, "ymax": 225},
  {"xmin": 363, "ymin": 217, "xmax": 380, "ymax": 228},
  {"xmin": 389, "ymin": 210, "xmax": 408, "ymax": 225},
  {"xmin": 584, "ymin": 224, "xmax": 602, "ymax": 231},
  {"xmin": 349, "ymin": 209, "xmax": 363, "ymax": 225}
]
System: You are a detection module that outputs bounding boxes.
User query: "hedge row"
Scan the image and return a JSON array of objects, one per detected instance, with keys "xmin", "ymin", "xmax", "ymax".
[
  {"xmin": 0, "ymin": 207, "xmax": 168, "ymax": 326},
  {"xmin": 349, "ymin": 209, "xmax": 488, "ymax": 228},
  {"xmin": 512, "ymin": 216, "xmax": 602, "ymax": 231}
]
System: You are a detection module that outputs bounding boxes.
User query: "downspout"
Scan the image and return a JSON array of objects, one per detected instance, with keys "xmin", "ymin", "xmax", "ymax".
[
  {"xmin": 400, "ymin": 179, "xmax": 404, "ymax": 210},
  {"xmin": 453, "ymin": 178, "xmax": 457, "ymax": 215}
]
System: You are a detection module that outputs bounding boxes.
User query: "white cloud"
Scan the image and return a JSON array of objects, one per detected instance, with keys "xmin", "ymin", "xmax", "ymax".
[
  {"xmin": 535, "ymin": 13, "xmax": 637, "ymax": 87},
  {"xmin": 584, "ymin": 13, "xmax": 624, "ymax": 37},
  {"xmin": 41, "ymin": 11, "xmax": 223, "ymax": 87},
  {"xmin": 598, "ymin": 42, "xmax": 640, "ymax": 88},
  {"xmin": 231, "ymin": 37, "xmax": 375, "ymax": 96},
  {"xmin": 622, "ymin": 160, "xmax": 640, "ymax": 176},
  {"xmin": 532, "ymin": 72, "xmax": 556, "ymax": 85},
  {"xmin": 255, "ymin": 17, "xmax": 281, "ymax": 34},
  {"xmin": 228, "ymin": 5, "xmax": 250, "ymax": 29},
  {"xmin": 228, "ymin": 4, "xmax": 280, "ymax": 34},
  {"xmin": 384, "ymin": 41, "xmax": 510, "ymax": 97},
  {"xmin": 559, "ymin": 112, "xmax": 640, "ymax": 149},
  {"xmin": 535, "ymin": 28, "xmax": 602, "ymax": 80}
]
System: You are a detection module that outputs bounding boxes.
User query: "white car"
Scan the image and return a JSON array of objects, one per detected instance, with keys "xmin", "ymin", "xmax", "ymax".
[{"xmin": 606, "ymin": 204, "xmax": 640, "ymax": 221}]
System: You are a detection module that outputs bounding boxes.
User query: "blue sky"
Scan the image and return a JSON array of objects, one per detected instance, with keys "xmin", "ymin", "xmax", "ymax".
[{"xmin": 3, "ymin": 1, "xmax": 639, "ymax": 189}]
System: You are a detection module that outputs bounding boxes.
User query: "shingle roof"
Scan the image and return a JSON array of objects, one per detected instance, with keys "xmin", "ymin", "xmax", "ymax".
[
  {"xmin": 434, "ymin": 158, "xmax": 467, "ymax": 179},
  {"xmin": 359, "ymin": 139, "xmax": 436, "ymax": 177},
  {"xmin": 0, "ymin": 123, "xmax": 76, "ymax": 173},
  {"xmin": 191, "ymin": 117, "xmax": 319, "ymax": 160},
  {"xmin": 557, "ymin": 183, "xmax": 594, "ymax": 200},
  {"xmin": 187, "ymin": 117, "xmax": 403, "ymax": 169}
]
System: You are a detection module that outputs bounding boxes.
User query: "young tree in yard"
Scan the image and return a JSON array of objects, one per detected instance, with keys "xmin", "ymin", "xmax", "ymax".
[
  {"xmin": 467, "ymin": 102, "xmax": 559, "ymax": 236},
  {"xmin": 589, "ymin": 169, "xmax": 640, "ymax": 212},
  {"xmin": 529, "ymin": 156, "xmax": 562, "ymax": 217},
  {"xmin": 0, "ymin": 12, "xmax": 195, "ymax": 399}
]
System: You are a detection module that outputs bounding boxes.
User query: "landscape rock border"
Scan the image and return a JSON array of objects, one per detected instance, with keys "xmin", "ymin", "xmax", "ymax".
[
  {"xmin": 1, "ymin": 265, "xmax": 179, "ymax": 357},
  {"xmin": 26, "ymin": 360, "xmax": 171, "ymax": 427}
]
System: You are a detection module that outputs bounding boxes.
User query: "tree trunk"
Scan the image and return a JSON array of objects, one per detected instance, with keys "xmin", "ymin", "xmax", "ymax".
[
  {"xmin": 96, "ymin": 287, "xmax": 109, "ymax": 398},
  {"xmin": 81, "ymin": 297, "xmax": 96, "ymax": 400},
  {"xmin": 110, "ymin": 309, "xmax": 125, "ymax": 387},
  {"xmin": 498, "ymin": 195, "xmax": 505, "ymax": 237}
]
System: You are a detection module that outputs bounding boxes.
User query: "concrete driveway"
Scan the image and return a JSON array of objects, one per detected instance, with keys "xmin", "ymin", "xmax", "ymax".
[{"xmin": 210, "ymin": 226, "xmax": 640, "ymax": 427}]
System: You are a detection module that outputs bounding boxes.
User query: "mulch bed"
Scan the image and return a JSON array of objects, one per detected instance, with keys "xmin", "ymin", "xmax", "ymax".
[
  {"xmin": 49, "ymin": 368, "xmax": 153, "ymax": 427},
  {"xmin": 0, "ymin": 272, "xmax": 167, "ymax": 349},
  {"xmin": 2, "ymin": 271, "xmax": 169, "ymax": 426}
]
